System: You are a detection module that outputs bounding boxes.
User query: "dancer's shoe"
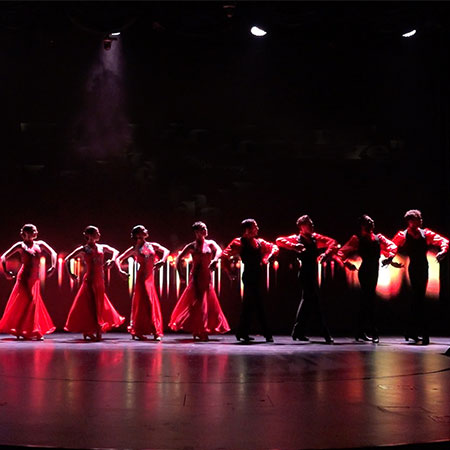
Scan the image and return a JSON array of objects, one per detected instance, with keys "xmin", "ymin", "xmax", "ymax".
[
  {"xmin": 83, "ymin": 333, "xmax": 96, "ymax": 341},
  {"xmin": 405, "ymin": 334, "xmax": 421, "ymax": 344},
  {"xmin": 355, "ymin": 333, "xmax": 371, "ymax": 342},
  {"xmin": 292, "ymin": 335, "xmax": 309, "ymax": 342},
  {"xmin": 236, "ymin": 334, "xmax": 253, "ymax": 342}
]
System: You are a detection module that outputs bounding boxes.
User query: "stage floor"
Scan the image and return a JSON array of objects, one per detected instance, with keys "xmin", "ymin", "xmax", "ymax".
[{"xmin": 0, "ymin": 334, "xmax": 449, "ymax": 450}]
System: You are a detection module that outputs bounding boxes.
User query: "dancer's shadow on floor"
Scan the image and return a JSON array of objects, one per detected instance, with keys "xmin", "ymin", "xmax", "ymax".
[
  {"xmin": 58, "ymin": 337, "xmax": 125, "ymax": 344},
  {"xmin": 173, "ymin": 338, "xmax": 221, "ymax": 344}
]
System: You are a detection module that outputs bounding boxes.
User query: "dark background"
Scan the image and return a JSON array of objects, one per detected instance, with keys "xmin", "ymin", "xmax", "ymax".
[{"xmin": 0, "ymin": 2, "xmax": 449, "ymax": 335}]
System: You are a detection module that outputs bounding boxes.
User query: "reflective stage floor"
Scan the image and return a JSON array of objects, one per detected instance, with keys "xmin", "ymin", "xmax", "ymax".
[{"xmin": 0, "ymin": 334, "xmax": 449, "ymax": 450}]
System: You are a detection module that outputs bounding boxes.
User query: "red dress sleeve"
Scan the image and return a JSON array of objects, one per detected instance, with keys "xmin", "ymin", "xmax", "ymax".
[{"xmin": 424, "ymin": 229, "xmax": 449, "ymax": 253}]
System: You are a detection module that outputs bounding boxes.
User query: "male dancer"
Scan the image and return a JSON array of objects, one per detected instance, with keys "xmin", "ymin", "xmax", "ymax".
[
  {"xmin": 339, "ymin": 215, "xmax": 400, "ymax": 343},
  {"xmin": 392, "ymin": 209, "xmax": 448, "ymax": 345},
  {"xmin": 222, "ymin": 219, "xmax": 278, "ymax": 343},
  {"xmin": 276, "ymin": 215, "xmax": 337, "ymax": 344}
]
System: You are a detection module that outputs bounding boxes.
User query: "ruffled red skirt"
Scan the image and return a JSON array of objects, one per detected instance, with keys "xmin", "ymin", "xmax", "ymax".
[
  {"xmin": 128, "ymin": 275, "xmax": 163, "ymax": 337},
  {"xmin": 169, "ymin": 281, "xmax": 230, "ymax": 335},
  {"xmin": 0, "ymin": 277, "xmax": 55, "ymax": 339},
  {"xmin": 65, "ymin": 275, "xmax": 125, "ymax": 333}
]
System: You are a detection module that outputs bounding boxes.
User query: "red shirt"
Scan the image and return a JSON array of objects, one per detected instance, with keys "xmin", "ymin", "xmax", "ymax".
[
  {"xmin": 392, "ymin": 228, "xmax": 449, "ymax": 253},
  {"xmin": 338, "ymin": 233, "xmax": 397, "ymax": 261},
  {"xmin": 276, "ymin": 233, "xmax": 338, "ymax": 256},
  {"xmin": 221, "ymin": 237, "xmax": 278, "ymax": 265}
]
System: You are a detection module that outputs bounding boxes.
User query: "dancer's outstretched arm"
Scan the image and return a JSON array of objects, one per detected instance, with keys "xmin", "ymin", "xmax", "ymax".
[{"xmin": 176, "ymin": 243, "xmax": 194, "ymax": 280}]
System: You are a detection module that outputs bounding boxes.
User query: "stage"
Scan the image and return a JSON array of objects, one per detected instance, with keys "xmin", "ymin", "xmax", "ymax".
[{"xmin": 0, "ymin": 334, "xmax": 449, "ymax": 450}]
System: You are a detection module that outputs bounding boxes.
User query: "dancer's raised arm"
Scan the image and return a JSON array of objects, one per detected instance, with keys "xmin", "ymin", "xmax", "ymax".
[
  {"xmin": 151, "ymin": 242, "xmax": 170, "ymax": 270},
  {"xmin": 176, "ymin": 243, "xmax": 194, "ymax": 279},
  {"xmin": 101, "ymin": 244, "xmax": 119, "ymax": 269},
  {"xmin": 64, "ymin": 245, "xmax": 84, "ymax": 281},
  {"xmin": 207, "ymin": 239, "xmax": 222, "ymax": 270},
  {"xmin": 38, "ymin": 240, "xmax": 57, "ymax": 276},
  {"xmin": 1, "ymin": 242, "xmax": 22, "ymax": 279}
]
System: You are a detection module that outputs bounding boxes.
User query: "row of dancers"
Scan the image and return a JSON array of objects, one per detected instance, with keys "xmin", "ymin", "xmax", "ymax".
[{"xmin": 0, "ymin": 209, "xmax": 448, "ymax": 345}]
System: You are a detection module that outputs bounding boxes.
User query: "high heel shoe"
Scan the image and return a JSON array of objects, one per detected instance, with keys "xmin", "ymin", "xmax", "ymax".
[
  {"xmin": 154, "ymin": 335, "xmax": 162, "ymax": 341},
  {"xmin": 355, "ymin": 333, "xmax": 371, "ymax": 342},
  {"xmin": 134, "ymin": 334, "xmax": 148, "ymax": 341},
  {"xmin": 324, "ymin": 335, "xmax": 334, "ymax": 345},
  {"xmin": 421, "ymin": 336, "xmax": 430, "ymax": 346},
  {"xmin": 372, "ymin": 335, "xmax": 379, "ymax": 344},
  {"xmin": 83, "ymin": 333, "xmax": 96, "ymax": 341}
]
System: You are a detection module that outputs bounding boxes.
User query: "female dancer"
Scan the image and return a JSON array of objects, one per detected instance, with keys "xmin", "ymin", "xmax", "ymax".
[
  {"xmin": 116, "ymin": 225, "xmax": 170, "ymax": 341},
  {"xmin": 64, "ymin": 226, "xmax": 125, "ymax": 341},
  {"xmin": 0, "ymin": 224, "xmax": 57, "ymax": 340},
  {"xmin": 338, "ymin": 215, "xmax": 400, "ymax": 343},
  {"xmin": 169, "ymin": 222, "xmax": 230, "ymax": 341}
]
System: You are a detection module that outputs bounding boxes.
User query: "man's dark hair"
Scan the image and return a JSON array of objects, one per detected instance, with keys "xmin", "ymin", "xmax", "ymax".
[
  {"xmin": 296, "ymin": 215, "xmax": 311, "ymax": 227},
  {"xmin": 241, "ymin": 218, "xmax": 257, "ymax": 232},
  {"xmin": 404, "ymin": 209, "xmax": 422, "ymax": 221}
]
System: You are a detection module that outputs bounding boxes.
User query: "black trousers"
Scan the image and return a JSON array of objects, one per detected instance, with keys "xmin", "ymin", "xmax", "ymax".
[
  {"xmin": 408, "ymin": 264, "xmax": 429, "ymax": 338},
  {"xmin": 237, "ymin": 278, "xmax": 272, "ymax": 338},
  {"xmin": 357, "ymin": 268, "xmax": 379, "ymax": 337},
  {"xmin": 292, "ymin": 276, "xmax": 331, "ymax": 339}
]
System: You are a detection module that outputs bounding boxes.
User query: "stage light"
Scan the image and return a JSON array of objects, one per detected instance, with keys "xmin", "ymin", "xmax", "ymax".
[
  {"xmin": 250, "ymin": 26, "xmax": 267, "ymax": 37},
  {"xmin": 110, "ymin": 32, "xmax": 121, "ymax": 36},
  {"xmin": 223, "ymin": 3, "xmax": 236, "ymax": 19},
  {"xmin": 402, "ymin": 29, "xmax": 416, "ymax": 38}
]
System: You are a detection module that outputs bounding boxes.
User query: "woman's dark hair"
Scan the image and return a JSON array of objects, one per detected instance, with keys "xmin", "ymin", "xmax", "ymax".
[
  {"xmin": 192, "ymin": 221, "xmax": 207, "ymax": 231},
  {"xmin": 21, "ymin": 224, "xmax": 37, "ymax": 235},
  {"xmin": 83, "ymin": 225, "xmax": 99, "ymax": 238},
  {"xmin": 131, "ymin": 225, "xmax": 147, "ymax": 240}
]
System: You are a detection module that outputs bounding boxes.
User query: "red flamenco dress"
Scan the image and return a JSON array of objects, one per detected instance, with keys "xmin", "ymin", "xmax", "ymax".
[
  {"xmin": 169, "ymin": 246, "xmax": 230, "ymax": 336},
  {"xmin": 0, "ymin": 243, "xmax": 55, "ymax": 339},
  {"xmin": 128, "ymin": 243, "xmax": 164, "ymax": 338},
  {"xmin": 65, "ymin": 245, "xmax": 125, "ymax": 334}
]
